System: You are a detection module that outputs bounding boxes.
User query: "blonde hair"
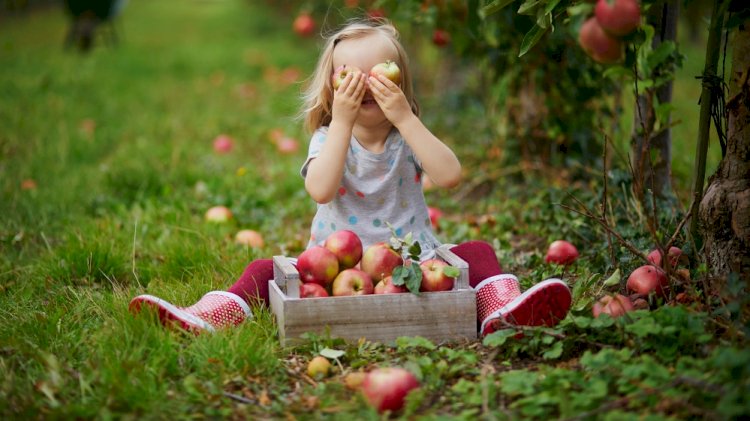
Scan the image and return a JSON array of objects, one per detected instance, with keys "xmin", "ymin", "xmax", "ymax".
[{"xmin": 301, "ymin": 18, "xmax": 419, "ymax": 134}]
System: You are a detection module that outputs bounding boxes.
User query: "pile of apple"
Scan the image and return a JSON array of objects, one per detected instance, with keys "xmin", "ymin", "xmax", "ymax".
[
  {"xmin": 296, "ymin": 230, "xmax": 458, "ymax": 298},
  {"xmin": 578, "ymin": 0, "xmax": 641, "ymax": 64}
]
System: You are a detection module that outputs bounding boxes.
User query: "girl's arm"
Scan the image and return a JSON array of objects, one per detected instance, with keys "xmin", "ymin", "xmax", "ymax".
[
  {"xmin": 368, "ymin": 74, "xmax": 461, "ymax": 188},
  {"xmin": 305, "ymin": 72, "xmax": 368, "ymax": 204}
]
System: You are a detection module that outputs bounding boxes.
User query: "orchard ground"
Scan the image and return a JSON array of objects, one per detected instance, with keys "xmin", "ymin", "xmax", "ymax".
[{"xmin": 1, "ymin": 1, "xmax": 747, "ymax": 419}]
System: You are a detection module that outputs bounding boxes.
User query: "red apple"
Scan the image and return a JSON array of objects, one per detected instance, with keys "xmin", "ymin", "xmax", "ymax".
[
  {"xmin": 300, "ymin": 282, "xmax": 329, "ymax": 298},
  {"xmin": 205, "ymin": 205, "xmax": 233, "ymax": 223},
  {"xmin": 293, "ymin": 13, "xmax": 315, "ymax": 38},
  {"xmin": 595, "ymin": 0, "xmax": 641, "ymax": 37},
  {"xmin": 374, "ymin": 276, "xmax": 408, "ymax": 294},
  {"xmin": 361, "ymin": 367, "xmax": 420, "ymax": 413},
  {"xmin": 369, "ymin": 60, "xmax": 401, "ymax": 85},
  {"xmin": 367, "ymin": 8, "xmax": 386, "ymax": 19},
  {"xmin": 332, "ymin": 64, "xmax": 362, "ymax": 91},
  {"xmin": 234, "ymin": 229, "xmax": 264, "ymax": 248},
  {"xmin": 297, "ymin": 246, "xmax": 340, "ymax": 287},
  {"xmin": 626, "ymin": 265, "xmax": 668, "ymax": 296},
  {"xmin": 332, "ymin": 268, "xmax": 374, "ymax": 296},
  {"xmin": 419, "ymin": 259, "xmax": 455, "ymax": 292},
  {"xmin": 646, "ymin": 246, "xmax": 683, "ymax": 268},
  {"xmin": 212, "ymin": 134, "xmax": 234, "ymax": 154},
  {"xmin": 545, "ymin": 240, "xmax": 579, "ymax": 265},
  {"xmin": 432, "ymin": 29, "xmax": 450, "ymax": 47},
  {"xmin": 578, "ymin": 16, "xmax": 623, "ymax": 64},
  {"xmin": 427, "ymin": 207, "xmax": 443, "ymax": 229},
  {"xmin": 324, "ymin": 230, "xmax": 363, "ymax": 270},
  {"xmin": 592, "ymin": 294, "xmax": 635, "ymax": 318},
  {"xmin": 276, "ymin": 137, "xmax": 299, "ymax": 154},
  {"xmin": 361, "ymin": 242, "xmax": 403, "ymax": 282},
  {"xmin": 20, "ymin": 179, "xmax": 37, "ymax": 190},
  {"xmin": 307, "ymin": 356, "xmax": 331, "ymax": 379}
]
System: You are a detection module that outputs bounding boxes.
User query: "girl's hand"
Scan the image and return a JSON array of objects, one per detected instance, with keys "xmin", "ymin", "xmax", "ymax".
[
  {"xmin": 368, "ymin": 74, "xmax": 413, "ymax": 127},
  {"xmin": 331, "ymin": 71, "xmax": 367, "ymax": 127}
]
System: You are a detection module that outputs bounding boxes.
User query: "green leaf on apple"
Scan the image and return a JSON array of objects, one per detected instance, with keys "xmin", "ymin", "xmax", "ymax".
[
  {"xmin": 407, "ymin": 241, "xmax": 421, "ymax": 260},
  {"xmin": 391, "ymin": 266, "xmax": 408, "ymax": 286},
  {"xmin": 391, "ymin": 264, "xmax": 423, "ymax": 295},
  {"xmin": 443, "ymin": 266, "xmax": 460, "ymax": 279},
  {"xmin": 602, "ymin": 269, "xmax": 621, "ymax": 287}
]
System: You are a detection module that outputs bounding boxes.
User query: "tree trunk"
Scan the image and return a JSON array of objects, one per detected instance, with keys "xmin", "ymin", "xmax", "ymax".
[
  {"xmin": 631, "ymin": 0, "xmax": 679, "ymax": 201},
  {"xmin": 698, "ymin": 19, "xmax": 750, "ymax": 283}
]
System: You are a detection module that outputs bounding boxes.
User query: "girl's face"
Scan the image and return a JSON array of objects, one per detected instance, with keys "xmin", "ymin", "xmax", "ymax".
[{"xmin": 332, "ymin": 33, "xmax": 400, "ymax": 128}]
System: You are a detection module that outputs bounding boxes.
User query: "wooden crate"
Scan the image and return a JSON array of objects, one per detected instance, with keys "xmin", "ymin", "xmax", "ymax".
[{"xmin": 268, "ymin": 245, "xmax": 477, "ymax": 345}]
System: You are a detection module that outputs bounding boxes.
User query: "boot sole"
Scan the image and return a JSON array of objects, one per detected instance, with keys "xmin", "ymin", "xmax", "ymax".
[
  {"xmin": 481, "ymin": 279, "xmax": 571, "ymax": 335},
  {"xmin": 129, "ymin": 294, "xmax": 215, "ymax": 333}
]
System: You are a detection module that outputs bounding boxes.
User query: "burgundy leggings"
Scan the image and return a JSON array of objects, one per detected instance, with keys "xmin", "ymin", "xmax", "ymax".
[{"xmin": 228, "ymin": 240, "xmax": 502, "ymax": 307}]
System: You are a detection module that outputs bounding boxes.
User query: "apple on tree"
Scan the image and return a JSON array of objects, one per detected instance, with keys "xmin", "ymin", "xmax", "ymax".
[
  {"xmin": 300, "ymin": 282, "xmax": 329, "ymax": 298},
  {"xmin": 324, "ymin": 230, "xmax": 363, "ymax": 270},
  {"xmin": 545, "ymin": 240, "xmax": 579, "ymax": 265},
  {"xmin": 293, "ymin": 13, "xmax": 315, "ymax": 38},
  {"xmin": 578, "ymin": 16, "xmax": 623, "ymax": 64},
  {"xmin": 361, "ymin": 242, "xmax": 403, "ymax": 283},
  {"xmin": 432, "ymin": 29, "xmax": 450, "ymax": 47},
  {"xmin": 297, "ymin": 246, "xmax": 340, "ymax": 287},
  {"xmin": 595, "ymin": 0, "xmax": 641, "ymax": 37},
  {"xmin": 332, "ymin": 268, "xmax": 374, "ymax": 296},
  {"xmin": 369, "ymin": 60, "xmax": 401, "ymax": 85},
  {"xmin": 419, "ymin": 259, "xmax": 459, "ymax": 292},
  {"xmin": 361, "ymin": 367, "xmax": 420, "ymax": 414}
]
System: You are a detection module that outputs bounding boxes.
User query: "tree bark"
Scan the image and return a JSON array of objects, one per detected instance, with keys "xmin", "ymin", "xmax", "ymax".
[
  {"xmin": 631, "ymin": 0, "xmax": 679, "ymax": 201},
  {"xmin": 698, "ymin": 19, "xmax": 750, "ymax": 283}
]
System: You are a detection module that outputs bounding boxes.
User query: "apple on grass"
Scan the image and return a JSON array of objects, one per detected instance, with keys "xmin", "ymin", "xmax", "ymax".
[
  {"xmin": 361, "ymin": 367, "xmax": 420, "ymax": 413},
  {"xmin": 212, "ymin": 134, "xmax": 234, "ymax": 154},
  {"xmin": 627, "ymin": 265, "xmax": 668, "ymax": 297},
  {"xmin": 297, "ymin": 246, "xmax": 340, "ymax": 287},
  {"xmin": 361, "ymin": 242, "xmax": 403, "ymax": 283},
  {"xmin": 419, "ymin": 259, "xmax": 458, "ymax": 292},
  {"xmin": 234, "ymin": 229, "xmax": 264, "ymax": 248},
  {"xmin": 332, "ymin": 269, "xmax": 374, "ymax": 296},
  {"xmin": 205, "ymin": 205, "xmax": 233, "ymax": 223},
  {"xmin": 592, "ymin": 294, "xmax": 635, "ymax": 318},
  {"xmin": 307, "ymin": 356, "xmax": 331, "ymax": 380},
  {"xmin": 276, "ymin": 137, "xmax": 299, "ymax": 154},
  {"xmin": 332, "ymin": 65, "xmax": 362, "ymax": 91},
  {"xmin": 369, "ymin": 60, "xmax": 401, "ymax": 85},
  {"xmin": 300, "ymin": 282, "xmax": 329, "ymax": 298},
  {"xmin": 646, "ymin": 246, "xmax": 684, "ymax": 269},
  {"xmin": 324, "ymin": 230, "xmax": 363, "ymax": 270},
  {"xmin": 374, "ymin": 276, "xmax": 408, "ymax": 294},
  {"xmin": 595, "ymin": 0, "xmax": 641, "ymax": 37},
  {"xmin": 427, "ymin": 207, "xmax": 443, "ymax": 230},
  {"xmin": 545, "ymin": 240, "xmax": 579, "ymax": 265}
]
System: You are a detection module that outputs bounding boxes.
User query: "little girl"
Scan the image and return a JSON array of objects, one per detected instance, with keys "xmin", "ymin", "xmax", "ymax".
[{"xmin": 129, "ymin": 18, "xmax": 571, "ymax": 337}]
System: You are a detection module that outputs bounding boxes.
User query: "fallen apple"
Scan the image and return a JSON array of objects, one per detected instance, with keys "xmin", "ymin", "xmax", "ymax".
[
  {"xmin": 332, "ymin": 268, "xmax": 374, "ymax": 296},
  {"xmin": 205, "ymin": 205, "xmax": 233, "ymax": 223},
  {"xmin": 578, "ymin": 16, "xmax": 623, "ymax": 64},
  {"xmin": 374, "ymin": 276, "xmax": 408, "ymax": 294},
  {"xmin": 234, "ymin": 229, "xmax": 264, "ymax": 248},
  {"xmin": 592, "ymin": 294, "xmax": 635, "ymax": 318},
  {"xmin": 419, "ymin": 259, "xmax": 456, "ymax": 292},
  {"xmin": 344, "ymin": 371, "xmax": 367, "ymax": 390},
  {"xmin": 545, "ymin": 240, "xmax": 579, "ymax": 265},
  {"xmin": 626, "ymin": 265, "xmax": 668, "ymax": 296},
  {"xmin": 361, "ymin": 367, "xmax": 420, "ymax": 413},
  {"xmin": 276, "ymin": 137, "xmax": 299, "ymax": 154},
  {"xmin": 332, "ymin": 64, "xmax": 362, "ymax": 90},
  {"xmin": 297, "ymin": 246, "xmax": 340, "ymax": 287},
  {"xmin": 369, "ymin": 60, "xmax": 401, "ymax": 85},
  {"xmin": 293, "ymin": 13, "xmax": 316, "ymax": 38},
  {"xmin": 646, "ymin": 246, "xmax": 683, "ymax": 269},
  {"xmin": 324, "ymin": 230, "xmax": 363, "ymax": 270},
  {"xmin": 212, "ymin": 134, "xmax": 234, "ymax": 154},
  {"xmin": 300, "ymin": 282, "xmax": 329, "ymax": 298},
  {"xmin": 307, "ymin": 356, "xmax": 331, "ymax": 380},
  {"xmin": 360, "ymin": 242, "xmax": 403, "ymax": 283},
  {"xmin": 595, "ymin": 0, "xmax": 641, "ymax": 37},
  {"xmin": 427, "ymin": 207, "xmax": 443, "ymax": 230}
]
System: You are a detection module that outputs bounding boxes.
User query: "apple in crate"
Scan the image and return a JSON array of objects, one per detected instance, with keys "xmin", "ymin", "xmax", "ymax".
[
  {"xmin": 545, "ymin": 240, "xmax": 579, "ymax": 265},
  {"xmin": 332, "ymin": 269, "xmax": 374, "ymax": 296},
  {"xmin": 205, "ymin": 205, "xmax": 233, "ymax": 223},
  {"xmin": 419, "ymin": 259, "xmax": 457, "ymax": 292},
  {"xmin": 374, "ymin": 276, "xmax": 408, "ymax": 294},
  {"xmin": 300, "ymin": 282, "xmax": 329, "ymax": 298},
  {"xmin": 369, "ymin": 60, "xmax": 401, "ymax": 85},
  {"xmin": 324, "ymin": 230, "xmax": 363, "ymax": 270},
  {"xmin": 297, "ymin": 246, "xmax": 340, "ymax": 287},
  {"xmin": 592, "ymin": 294, "xmax": 635, "ymax": 318},
  {"xmin": 361, "ymin": 367, "xmax": 420, "ymax": 413},
  {"xmin": 361, "ymin": 242, "xmax": 403, "ymax": 282},
  {"xmin": 627, "ymin": 265, "xmax": 668, "ymax": 297}
]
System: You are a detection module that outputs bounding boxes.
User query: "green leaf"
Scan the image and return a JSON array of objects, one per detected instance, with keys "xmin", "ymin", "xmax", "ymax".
[
  {"xmin": 542, "ymin": 341, "xmax": 563, "ymax": 360},
  {"xmin": 320, "ymin": 348, "xmax": 345, "ymax": 359},
  {"xmin": 517, "ymin": 0, "xmax": 540, "ymax": 15},
  {"xmin": 602, "ymin": 269, "xmax": 621, "ymax": 287},
  {"xmin": 518, "ymin": 24, "xmax": 548, "ymax": 57},
  {"xmin": 391, "ymin": 266, "xmax": 408, "ymax": 286},
  {"xmin": 443, "ymin": 266, "xmax": 460, "ymax": 278},
  {"xmin": 481, "ymin": 0, "xmax": 515, "ymax": 16},
  {"xmin": 408, "ymin": 241, "xmax": 422, "ymax": 260},
  {"xmin": 405, "ymin": 264, "xmax": 423, "ymax": 295},
  {"xmin": 482, "ymin": 328, "xmax": 517, "ymax": 347},
  {"xmin": 395, "ymin": 336, "xmax": 436, "ymax": 350},
  {"xmin": 543, "ymin": 0, "xmax": 561, "ymax": 16},
  {"xmin": 646, "ymin": 40, "xmax": 677, "ymax": 70}
]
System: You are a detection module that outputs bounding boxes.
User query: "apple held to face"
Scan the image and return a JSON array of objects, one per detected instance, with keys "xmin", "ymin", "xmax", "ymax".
[
  {"xmin": 545, "ymin": 240, "xmax": 579, "ymax": 265},
  {"xmin": 578, "ymin": 16, "xmax": 623, "ymax": 64},
  {"xmin": 332, "ymin": 268, "xmax": 374, "ymax": 296},
  {"xmin": 324, "ymin": 230, "xmax": 363, "ymax": 270},
  {"xmin": 374, "ymin": 276, "xmax": 408, "ymax": 294},
  {"xmin": 369, "ymin": 60, "xmax": 401, "ymax": 85},
  {"xmin": 646, "ymin": 246, "xmax": 684, "ymax": 269},
  {"xmin": 297, "ymin": 246, "xmax": 340, "ymax": 287},
  {"xmin": 332, "ymin": 64, "xmax": 362, "ymax": 90},
  {"xmin": 419, "ymin": 259, "xmax": 456, "ymax": 292},
  {"xmin": 592, "ymin": 294, "xmax": 635, "ymax": 318},
  {"xmin": 595, "ymin": 0, "xmax": 641, "ymax": 37},
  {"xmin": 205, "ymin": 205, "xmax": 233, "ymax": 223},
  {"xmin": 361, "ymin": 367, "xmax": 420, "ymax": 413},
  {"xmin": 300, "ymin": 282, "xmax": 329, "ymax": 298},
  {"xmin": 626, "ymin": 265, "xmax": 668, "ymax": 296},
  {"xmin": 361, "ymin": 242, "xmax": 403, "ymax": 282}
]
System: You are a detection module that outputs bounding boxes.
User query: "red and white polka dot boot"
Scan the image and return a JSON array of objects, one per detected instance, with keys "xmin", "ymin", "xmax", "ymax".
[
  {"xmin": 476, "ymin": 275, "xmax": 571, "ymax": 337},
  {"xmin": 129, "ymin": 291, "xmax": 251, "ymax": 333}
]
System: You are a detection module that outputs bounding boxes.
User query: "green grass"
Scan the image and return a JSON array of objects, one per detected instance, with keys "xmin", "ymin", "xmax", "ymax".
[{"xmin": 1, "ymin": 1, "xmax": 747, "ymax": 419}]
